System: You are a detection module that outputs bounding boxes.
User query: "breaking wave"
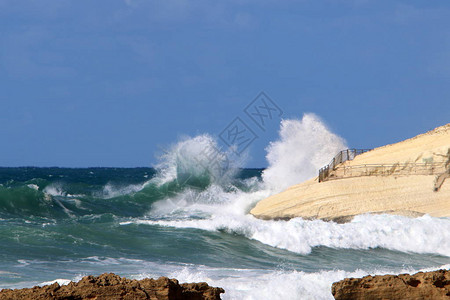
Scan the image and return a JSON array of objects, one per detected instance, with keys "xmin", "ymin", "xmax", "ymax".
[
  {"xmin": 123, "ymin": 214, "xmax": 450, "ymax": 257},
  {"xmin": 119, "ymin": 113, "xmax": 450, "ymax": 258},
  {"xmin": 262, "ymin": 113, "xmax": 347, "ymax": 191}
]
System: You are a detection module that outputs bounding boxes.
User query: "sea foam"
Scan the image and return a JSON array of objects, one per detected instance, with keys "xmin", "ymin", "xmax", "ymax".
[
  {"xmin": 122, "ymin": 213, "xmax": 450, "ymax": 257},
  {"xmin": 143, "ymin": 263, "xmax": 450, "ymax": 300},
  {"xmin": 262, "ymin": 113, "xmax": 347, "ymax": 191}
]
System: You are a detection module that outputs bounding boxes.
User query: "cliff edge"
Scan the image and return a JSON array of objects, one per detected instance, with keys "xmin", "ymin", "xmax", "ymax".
[{"xmin": 251, "ymin": 124, "xmax": 450, "ymax": 222}]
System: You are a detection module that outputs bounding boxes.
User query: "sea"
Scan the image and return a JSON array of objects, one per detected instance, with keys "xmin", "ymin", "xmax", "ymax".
[{"xmin": 1, "ymin": 115, "xmax": 449, "ymax": 299}]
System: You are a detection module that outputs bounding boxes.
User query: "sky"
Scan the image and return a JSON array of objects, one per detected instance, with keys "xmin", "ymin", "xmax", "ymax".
[{"xmin": 1, "ymin": 0, "xmax": 449, "ymax": 167}]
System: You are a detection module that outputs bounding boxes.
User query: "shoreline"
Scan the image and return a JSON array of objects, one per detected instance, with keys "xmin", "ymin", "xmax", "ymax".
[{"xmin": 3, "ymin": 269, "xmax": 449, "ymax": 300}]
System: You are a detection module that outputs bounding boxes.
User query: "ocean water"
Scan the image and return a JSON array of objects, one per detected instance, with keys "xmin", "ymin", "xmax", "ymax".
[{"xmin": 1, "ymin": 114, "xmax": 449, "ymax": 299}]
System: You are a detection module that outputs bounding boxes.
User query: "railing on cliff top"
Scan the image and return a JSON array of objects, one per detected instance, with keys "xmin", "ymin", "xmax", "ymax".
[
  {"xmin": 318, "ymin": 149, "xmax": 372, "ymax": 182},
  {"xmin": 331, "ymin": 162, "xmax": 445, "ymax": 178},
  {"xmin": 318, "ymin": 149, "xmax": 448, "ymax": 183}
]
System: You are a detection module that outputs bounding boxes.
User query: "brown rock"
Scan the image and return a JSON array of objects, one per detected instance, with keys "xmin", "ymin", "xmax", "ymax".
[
  {"xmin": 0, "ymin": 273, "xmax": 224, "ymax": 300},
  {"xmin": 332, "ymin": 269, "xmax": 450, "ymax": 300}
]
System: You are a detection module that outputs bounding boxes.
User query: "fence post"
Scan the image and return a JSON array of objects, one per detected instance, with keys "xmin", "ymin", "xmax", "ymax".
[{"xmin": 319, "ymin": 148, "xmax": 374, "ymax": 182}]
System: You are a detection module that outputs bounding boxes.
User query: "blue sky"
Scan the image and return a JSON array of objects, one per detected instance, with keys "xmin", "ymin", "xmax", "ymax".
[{"xmin": 1, "ymin": 0, "xmax": 449, "ymax": 167}]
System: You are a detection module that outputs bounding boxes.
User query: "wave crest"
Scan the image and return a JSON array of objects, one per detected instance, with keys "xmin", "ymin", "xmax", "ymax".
[
  {"xmin": 123, "ymin": 214, "xmax": 450, "ymax": 257},
  {"xmin": 153, "ymin": 134, "xmax": 240, "ymax": 188}
]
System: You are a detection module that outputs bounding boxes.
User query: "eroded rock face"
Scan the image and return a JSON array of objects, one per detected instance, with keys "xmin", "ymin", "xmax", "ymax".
[
  {"xmin": 332, "ymin": 269, "xmax": 450, "ymax": 300},
  {"xmin": 0, "ymin": 273, "xmax": 224, "ymax": 300}
]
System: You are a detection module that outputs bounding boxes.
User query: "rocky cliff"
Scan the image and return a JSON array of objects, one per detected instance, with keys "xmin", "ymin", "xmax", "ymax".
[
  {"xmin": 251, "ymin": 123, "xmax": 450, "ymax": 221},
  {"xmin": 332, "ymin": 269, "xmax": 450, "ymax": 300},
  {"xmin": 0, "ymin": 273, "xmax": 224, "ymax": 300}
]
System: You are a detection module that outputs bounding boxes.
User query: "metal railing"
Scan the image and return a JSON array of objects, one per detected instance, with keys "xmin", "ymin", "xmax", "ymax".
[
  {"xmin": 332, "ymin": 162, "xmax": 445, "ymax": 179},
  {"xmin": 319, "ymin": 149, "xmax": 372, "ymax": 182},
  {"xmin": 319, "ymin": 152, "xmax": 447, "ymax": 183}
]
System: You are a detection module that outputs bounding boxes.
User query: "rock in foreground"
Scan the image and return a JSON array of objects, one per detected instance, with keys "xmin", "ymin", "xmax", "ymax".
[
  {"xmin": 0, "ymin": 273, "xmax": 224, "ymax": 300},
  {"xmin": 332, "ymin": 269, "xmax": 450, "ymax": 300}
]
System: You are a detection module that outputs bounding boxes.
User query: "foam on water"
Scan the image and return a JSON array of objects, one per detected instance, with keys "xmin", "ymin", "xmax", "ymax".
[
  {"xmin": 43, "ymin": 183, "xmax": 85, "ymax": 198},
  {"xmin": 99, "ymin": 182, "xmax": 147, "ymax": 199},
  {"xmin": 168, "ymin": 267, "xmax": 371, "ymax": 300},
  {"xmin": 147, "ymin": 183, "xmax": 269, "ymax": 219},
  {"xmin": 122, "ymin": 213, "xmax": 450, "ymax": 257},
  {"xmin": 38, "ymin": 279, "xmax": 72, "ymax": 287},
  {"xmin": 43, "ymin": 184, "xmax": 67, "ymax": 197},
  {"xmin": 27, "ymin": 184, "xmax": 39, "ymax": 191}
]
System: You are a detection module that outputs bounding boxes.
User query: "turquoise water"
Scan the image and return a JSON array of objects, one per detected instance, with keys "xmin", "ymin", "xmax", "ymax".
[{"xmin": 1, "ymin": 166, "xmax": 449, "ymax": 299}]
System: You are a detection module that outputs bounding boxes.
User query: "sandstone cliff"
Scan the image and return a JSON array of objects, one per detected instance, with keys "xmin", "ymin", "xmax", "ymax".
[
  {"xmin": 251, "ymin": 124, "xmax": 450, "ymax": 221},
  {"xmin": 0, "ymin": 273, "xmax": 224, "ymax": 300},
  {"xmin": 332, "ymin": 269, "xmax": 450, "ymax": 300}
]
